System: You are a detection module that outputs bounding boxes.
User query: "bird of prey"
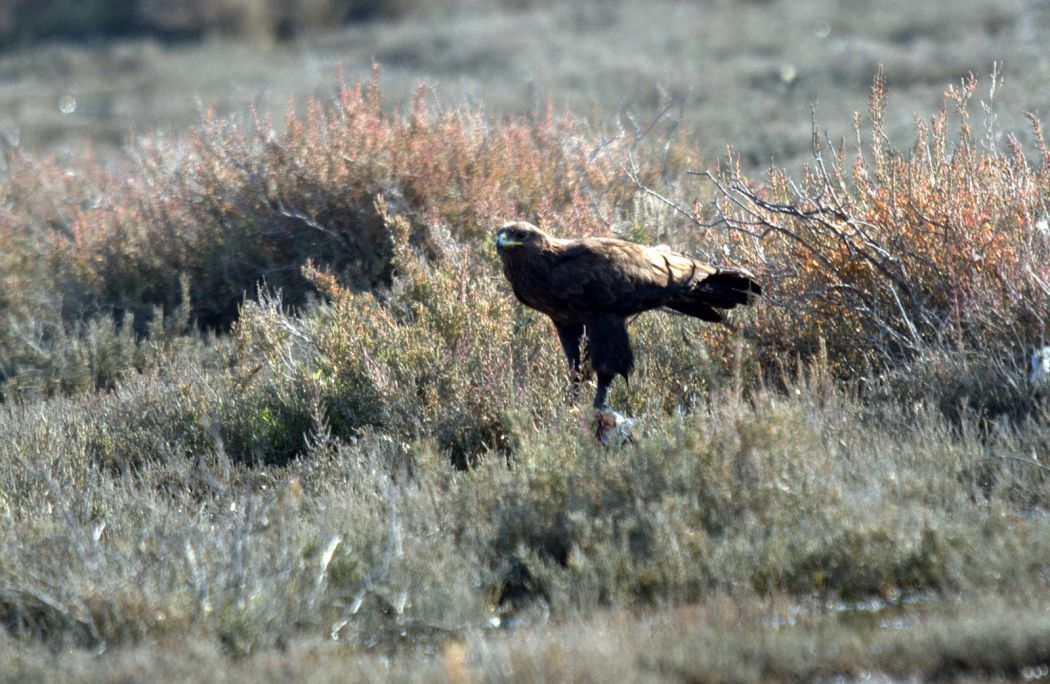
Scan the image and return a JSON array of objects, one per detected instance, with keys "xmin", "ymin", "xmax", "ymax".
[{"xmin": 495, "ymin": 221, "xmax": 761, "ymax": 409}]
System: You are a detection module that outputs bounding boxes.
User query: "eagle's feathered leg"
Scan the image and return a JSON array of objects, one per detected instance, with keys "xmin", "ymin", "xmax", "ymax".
[
  {"xmin": 593, "ymin": 373, "xmax": 616, "ymax": 410},
  {"xmin": 554, "ymin": 322, "xmax": 585, "ymax": 398},
  {"xmin": 584, "ymin": 315, "xmax": 635, "ymax": 409}
]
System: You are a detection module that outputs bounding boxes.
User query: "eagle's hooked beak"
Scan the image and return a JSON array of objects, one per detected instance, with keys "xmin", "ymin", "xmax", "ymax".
[{"xmin": 496, "ymin": 230, "xmax": 523, "ymax": 249}]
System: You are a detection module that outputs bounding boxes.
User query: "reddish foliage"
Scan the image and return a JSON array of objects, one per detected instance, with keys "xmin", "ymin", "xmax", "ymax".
[
  {"xmin": 706, "ymin": 71, "xmax": 1050, "ymax": 371},
  {"xmin": 0, "ymin": 68, "xmax": 640, "ymax": 332}
]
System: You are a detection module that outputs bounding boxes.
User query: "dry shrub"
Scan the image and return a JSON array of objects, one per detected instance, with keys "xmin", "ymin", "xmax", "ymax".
[
  {"xmin": 21, "ymin": 68, "xmax": 619, "ymax": 331},
  {"xmin": 661, "ymin": 70, "xmax": 1050, "ymax": 375},
  {"xmin": 0, "ymin": 69, "xmax": 664, "ymax": 398}
]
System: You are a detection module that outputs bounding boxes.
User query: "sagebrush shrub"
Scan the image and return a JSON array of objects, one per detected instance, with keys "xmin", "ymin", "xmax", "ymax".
[
  {"xmin": 701, "ymin": 72, "xmax": 1050, "ymax": 372},
  {"xmin": 0, "ymin": 69, "xmax": 686, "ymax": 399}
]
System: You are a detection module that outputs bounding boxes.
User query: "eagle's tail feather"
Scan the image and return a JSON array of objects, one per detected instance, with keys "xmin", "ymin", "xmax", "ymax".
[{"xmin": 666, "ymin": 268, "xmax": 761, "ymax": 321}]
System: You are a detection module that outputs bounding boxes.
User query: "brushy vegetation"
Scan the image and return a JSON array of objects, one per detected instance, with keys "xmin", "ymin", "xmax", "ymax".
[
  {"xmin": 0, "ymin": 68, "xmax": 1048, "ymax": 681},
  {"xmin": 707, "ymin": 70, "xmax": 1050, "ymax": 373},
  {"xmin": 0, "ymin": 0, "xmax": 574, "ymax": 44},
  {"xmin": 0, "ymin": 66, "xmax": 651, "ymax": 398}
]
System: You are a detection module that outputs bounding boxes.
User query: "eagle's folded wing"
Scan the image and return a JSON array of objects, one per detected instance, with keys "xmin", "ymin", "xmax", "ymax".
[{"xmin": 547, "ymin": 240, "xmax": 719, "ymax": 312}]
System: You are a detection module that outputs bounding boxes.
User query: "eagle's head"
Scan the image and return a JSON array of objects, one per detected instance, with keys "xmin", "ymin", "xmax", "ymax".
[{"xmin": 495, "ymin": 221, "xmax": 547, "ymax": 252}]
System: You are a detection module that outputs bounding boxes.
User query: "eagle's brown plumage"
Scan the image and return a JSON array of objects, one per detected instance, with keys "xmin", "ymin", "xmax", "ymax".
[{"xmin": 495, "ymin": 221, "xmax": 761, "ymax": 408}]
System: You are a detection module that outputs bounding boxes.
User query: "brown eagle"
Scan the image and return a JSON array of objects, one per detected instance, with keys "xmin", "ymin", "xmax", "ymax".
[{"xmin": 495, "ymin": 221, "xmax": 761, "ymax": 409}]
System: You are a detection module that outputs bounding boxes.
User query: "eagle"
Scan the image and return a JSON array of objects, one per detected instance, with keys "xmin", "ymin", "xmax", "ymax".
[{"xmin": 495, "ymin": 221, "xmax": 761, "ymax": 409}]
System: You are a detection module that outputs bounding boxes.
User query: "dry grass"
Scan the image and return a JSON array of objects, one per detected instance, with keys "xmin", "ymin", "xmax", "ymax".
[
  {"xmin": 4, "ymin": 594, "xmax": 1050, "ymax": 682},
  {"xmin": 0, "ymin": 357, "xmax": 1047, "ymax": 680},
  {"xmin": 0, "ymin": 65, "xmax": 1048, "ymax": 681}
]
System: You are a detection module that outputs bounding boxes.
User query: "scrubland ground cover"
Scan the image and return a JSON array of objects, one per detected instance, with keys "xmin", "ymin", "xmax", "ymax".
[{"xmin": 0, "ymin": 63, "xmax": 1048, "ymax": 682}]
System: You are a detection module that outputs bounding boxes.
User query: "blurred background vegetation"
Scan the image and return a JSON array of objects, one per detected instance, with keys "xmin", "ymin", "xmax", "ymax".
[
  {"xmin": 3, "ymin": 0, "xmax": 1050, "ymax": 170},
  {"xmin": 0, "ymin": 0, "xmax": 421, "ymax": 43},
  {"xmin": 1, "ymin": 2, "xmax": 1049, "ymax": 682}
]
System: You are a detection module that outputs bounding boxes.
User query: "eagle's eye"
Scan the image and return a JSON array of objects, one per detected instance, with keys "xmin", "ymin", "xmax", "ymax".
[{"xmin": 496, "ymin": 225, "xmax": 532, "ymax": 249}]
